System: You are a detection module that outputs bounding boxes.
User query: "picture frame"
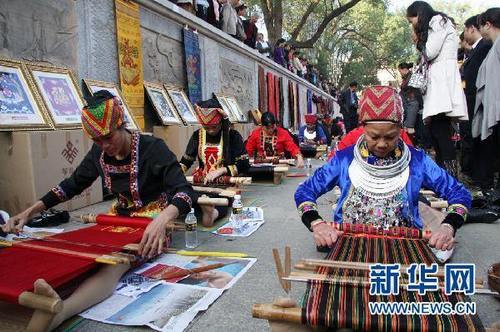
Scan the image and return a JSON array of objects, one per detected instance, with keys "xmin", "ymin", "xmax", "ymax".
[
  {"xmin": 249, "ymin": 109, "xmax": 262, "ymax": 125},
  {"xmin": 0, "ymin": 58, "xmax": 53, "ymax": 131},
  {"xmin": 213, "ymin": 94, "xmax": 238, "ymax": 124},
  {"xmin": 144, "ymin": 82, "xmax": 182, "ymax": 125},
  {"xmin": 26, "ymin": 63, "xmax": 85, "ymax": 129},
  {"xmin": 164, "ymin": 85, "xmax": 198, "ymax": 125},
  {"xmin": 83, "ymin": 79, "xmax": 141, "ymax": 131},
  {"xmin": 225, "ymin": 96, "xmax": 247, "ymax": 123}
]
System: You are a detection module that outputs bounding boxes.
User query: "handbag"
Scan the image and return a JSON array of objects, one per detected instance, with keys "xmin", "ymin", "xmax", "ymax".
[{"xmin": 408, "ymin": 53, "xmax": 429, "ymax": 95}]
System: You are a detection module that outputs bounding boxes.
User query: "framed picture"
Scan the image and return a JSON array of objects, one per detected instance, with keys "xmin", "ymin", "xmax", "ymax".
[
  {"xmin": 214, "ymin": 94, "xmax": 238, "ymax": 123},
  {"xmin": 164, "ymin": 85, "xmax": 198, "ymax": 125},
  {"xmin": 83, "ymin": 79, "xmax": 140, "ymax": 131},
  {"xmin": 144, "ymin": 82, "xmax": 182, "ymax": 125},
  {"xmin": 225, "ymin": 96, "xmax": 247, "ymax": 123},
  {"xmin": 26, "ymin": 64, "xmax": 85, "ymax": 129},
  {"xmin": 0, "ymin": 58, "xmax": 52, "ymax": 131}
]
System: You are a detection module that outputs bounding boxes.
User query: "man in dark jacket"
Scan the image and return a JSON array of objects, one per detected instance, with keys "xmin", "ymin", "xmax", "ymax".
[
  {"xmin": 461, "ymin": 15, "xmax": 492, "ymax": 179},
  {"xmin": 339, "ymin": 81, "xmax": 359, "ymax": 133}
]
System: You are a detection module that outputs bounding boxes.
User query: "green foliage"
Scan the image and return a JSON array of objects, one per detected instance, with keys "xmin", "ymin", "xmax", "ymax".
[{"xmin": 297, "ymin": 1, "xmax": 415, "ymax": 88}]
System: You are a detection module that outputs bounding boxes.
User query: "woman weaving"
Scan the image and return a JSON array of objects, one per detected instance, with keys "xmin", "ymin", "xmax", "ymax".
[
  {"xmin": 179, "ymin": 97, "xmax": 250, "ymax": 227},
  {"xmin": 295, "ymin": 86, "xmax": 471, "ymax": 252},
  {"xmin": 2, "ymin": 90, "xmax": 196, "ymax": 331},
  {"xmin": 246, "ymin": 112, "xmax": 305, "ymax": 168}
]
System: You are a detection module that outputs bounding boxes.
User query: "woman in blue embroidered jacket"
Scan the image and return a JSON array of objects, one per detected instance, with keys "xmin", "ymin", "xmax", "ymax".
[
  {"xmin": 298, "ymin": 114, "xmax": 327, "ymax": 146},
  {"xmin": 295, "ymin": 86, "xmax": 471, "ymax": 251}
]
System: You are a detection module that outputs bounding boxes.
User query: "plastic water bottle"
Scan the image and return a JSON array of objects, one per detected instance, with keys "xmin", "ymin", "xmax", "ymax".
[
  {"xmin": 306, "ymin": 158, "xmax": 312, "ymax": 176},
  {"xmin": 185, "ymin": 208, "xmax": 198, "ymax": 248},
  {"xmin": 231, "ymin": 194, "xmax": 244, "ymax": 233}
]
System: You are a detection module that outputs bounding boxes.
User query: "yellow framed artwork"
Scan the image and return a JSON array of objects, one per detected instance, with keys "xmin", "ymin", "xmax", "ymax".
[
  {"xmin": 26, "ymin": 63, "xmax": 84, "ymax": 129},
  {"xmin": 0, "ymin": 58, "xmax": 53, "ymax": 131}
]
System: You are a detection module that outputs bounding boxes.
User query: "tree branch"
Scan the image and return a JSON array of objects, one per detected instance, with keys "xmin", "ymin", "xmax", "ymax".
[
  {"xmin": 290, "ymin": 0, "xmax": 321, "ymax": 40},
  {"xmin": 291, "ymin": 0, "xmax": 363, "ymax": 48}
]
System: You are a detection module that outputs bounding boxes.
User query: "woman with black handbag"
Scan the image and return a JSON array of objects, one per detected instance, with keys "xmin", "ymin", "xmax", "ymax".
[{"xmin": 406, "ymin": 1, "xmax": 467, "ymax": 177}]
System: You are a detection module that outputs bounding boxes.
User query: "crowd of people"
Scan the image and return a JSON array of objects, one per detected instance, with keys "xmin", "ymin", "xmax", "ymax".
[
  {"xmin": 335, "ymin": 2, "xmax": 499, "ymax": 201},
  {"xmin": 169, "ymin": 0, "xmax": 336, "ymax": 96},
  {"xmin": 400, "ymin": 3, "xmax": 499, "ymax": 198}
]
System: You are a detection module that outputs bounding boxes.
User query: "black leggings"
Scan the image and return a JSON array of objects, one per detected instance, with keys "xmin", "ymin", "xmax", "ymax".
[{"xmin": 426, "ymin": 114, "xmax": 456, "ymax": 166}]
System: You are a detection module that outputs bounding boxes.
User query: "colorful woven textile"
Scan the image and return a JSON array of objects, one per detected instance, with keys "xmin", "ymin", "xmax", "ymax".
[
  {"xmin": 267, "ymin": 72, "xmax": 275, "ymax": 116},
  {"xmin": 0, "ymin": 224, "xmax": 144, "ymax": 304},
  {"xmin": 358, "ymin": 86, "xmax": 404, "ymax": 124},
  {"xmin": 82, "ymin": 97, "xmax": 124, "ymax": 139},
  {"xmin": 301, "ymin": 234, "xmax": 484, "ymax": 331}
]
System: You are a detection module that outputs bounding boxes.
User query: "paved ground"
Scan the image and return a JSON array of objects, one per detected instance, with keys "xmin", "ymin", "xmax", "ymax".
[{"xmin": 54, "ymin": 159, "xmax": 500, "ymax": 331}]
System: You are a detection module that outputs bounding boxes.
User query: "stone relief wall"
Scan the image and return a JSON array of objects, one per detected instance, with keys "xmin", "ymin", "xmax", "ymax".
[
  {"xmin": 76, "ymin": 0, "xmax": 118, "ymax": 84},
  {"xmin": 141, "ymin": 28, "xmax": 186, "ymax": 86},
  {"xmin": 140, "ymin": 7, "xmax": 186, "ymax": 87},
  {"xmin": 0, "ymin": 0, "xmax": 77, "ymax": 68},
  {"xmin": 200, "ymin": 37, "xmax": 219, "ymax": 100},
  {"xmin": 219, "ymin": 57, "xmax": 255, "ymax": 113}
]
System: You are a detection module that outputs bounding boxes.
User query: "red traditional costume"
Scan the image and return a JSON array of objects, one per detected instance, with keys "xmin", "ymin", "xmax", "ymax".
[
  {"xmin": 179, "ymin": 98, "xmax": 249, "ymax": 183},
  {"xmin": 246, "ymin": 126, "xmax": 300, "ymax": 158}
]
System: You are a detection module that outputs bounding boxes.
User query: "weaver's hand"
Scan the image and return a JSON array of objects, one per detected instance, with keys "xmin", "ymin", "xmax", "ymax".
[
  {"xmin": 428, "ymin": 224, "xmax": 455, "ymax": 251},
  {"xmin": 312, "ymin": 222, "xmax": 338, "ymax": 247},
  {"xmin": 204, "ymin": 168, "xmax": 226, "ymax": 184},
  {"xmin": 139, "ymin": 217, "xmax": 171, "ymax": 258},
  {"xmin": 2, "ymin": 201, "xmax": 45, "ymax": 233},
  {"xmin": 3, "ymin": 212, "xmax": 30, "ymax": 233},
  {"xmin": 296, "ymin": 155, "xmax": 305, "ymax": 168}
]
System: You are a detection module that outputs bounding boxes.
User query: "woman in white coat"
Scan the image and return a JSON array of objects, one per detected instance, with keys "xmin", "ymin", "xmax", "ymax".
[{"xmin": 406, "ymin": 1, "xmax": 467, "ymax": 177}]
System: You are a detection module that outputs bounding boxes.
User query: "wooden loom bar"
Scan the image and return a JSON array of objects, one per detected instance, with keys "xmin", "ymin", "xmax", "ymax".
[
  {"xmin": 197, "ymin": 196, "xmax": 229, "ymax": 206},
  {"xmin": 272, "ymin": 248, "xmax": 288, "ymax": 292},
  {"xmin": 330, "ymin": 223, "xmax": 432, "ymax": 240},
  {"xmin": 272, "ymin": 166, "xmax": 289, "ymax": 173},
  {"xmin": 192, "ymin": 186, "xmax": 236, "ymax": 198},
  {"xmin": 301, "ymin": 259, "xmax": 447, "ymax": 278},
  {"xmin": 0, "ymin": 240, "xmax": 133, "ymax": 265},
  {"xmin": 157, "ymin": 262, "xmax": 234, "ymax": 280},
  {"xmin": 284, "ymin": 246, "xmax": 291, "ymax": 293},
  {"xmin": 18, "ymin": 292, "xmax": 63, "ymax": 313},
  {"xmin": 250, "ymin": 158, "xmax": 295, "ymax": 165},
  {"xmin": 186, "ymin": 176, "xmax": 252, "ymax": 185},
  {"xmin": 284, "ymin": 271, "xmax": 484, "ymax": 289}
]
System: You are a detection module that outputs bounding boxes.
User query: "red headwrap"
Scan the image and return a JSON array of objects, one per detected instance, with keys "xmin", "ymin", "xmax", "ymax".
[
  {"xmin": 358, "ymin": 86, "xmax": 403, "ymax": 124},
  {"xmin": 304, "ymin": 114, "xmax": 317, "ymax": 125},
  {"xmin": 194, "ymin": 105, "xmax": 225, "ymax": 126}
]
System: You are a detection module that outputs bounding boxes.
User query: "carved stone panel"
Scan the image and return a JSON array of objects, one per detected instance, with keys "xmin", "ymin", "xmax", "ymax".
[
  {"xmin": 141, "ymin": 28, "xmax": 186, "ymax": 86},
  {"xmin": 0, "ymin": 0, "xmax": 77, "ymax": 67},
  {"xmin": 201, "ymin": 37, "xmax": 220, "ymax": 99},
  {"xmin": 219, "ymin": 58, "xmax": 256, "ymax": 112},
  {"xmin": 76, "ymin": 0, "xmax": 119, "ymax": 84}
]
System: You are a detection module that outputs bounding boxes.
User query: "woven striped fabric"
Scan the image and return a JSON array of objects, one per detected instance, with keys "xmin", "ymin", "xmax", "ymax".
[{"xmin": 301, "ymin": 235, "xmax": 485, "ymax": 331}]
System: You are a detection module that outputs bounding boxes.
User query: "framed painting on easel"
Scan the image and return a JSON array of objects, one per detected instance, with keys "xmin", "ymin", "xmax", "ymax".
[
  {"xmin": 26, "ymin": 63, "xmax": 84, "ymax": 129},
  {"xmin": 0, "ymin": 58, "xmax": 52, "ymax": 131}
]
